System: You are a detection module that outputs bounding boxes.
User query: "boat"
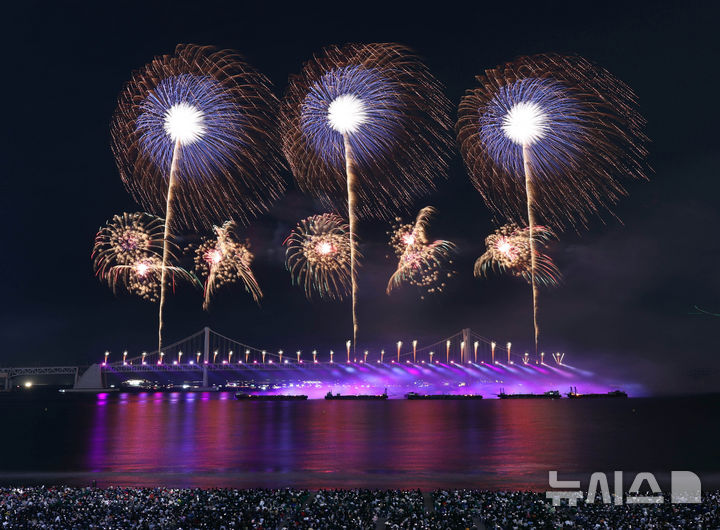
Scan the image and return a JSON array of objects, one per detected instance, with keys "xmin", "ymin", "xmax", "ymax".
[
  {"xmin": 497, "ymin": 389, "xmax": 561, "ymax": 399},
  {"xmin": 325, "ymin": 389, "xmax": 388, "ymax": 400},
  {"xmin": 567, "ymin": 387, "xmax": 628, "ymax": 399},
  {"xmin": 235, "ymin": 393, "xmax": 308, "ymax": 401},
  {"xmin": 405, "ymin": 392, "xmax": 483, "ymax": 400}
]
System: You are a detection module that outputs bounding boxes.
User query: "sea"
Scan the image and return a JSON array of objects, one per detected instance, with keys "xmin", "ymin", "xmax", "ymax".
[{"xmin": 1, "ymin": 392, "xmax": 718, "ymax": 491}]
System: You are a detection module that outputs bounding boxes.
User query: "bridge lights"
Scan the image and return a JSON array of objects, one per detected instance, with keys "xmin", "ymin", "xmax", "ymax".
[
  {"xmin": 523, "ymin": 352, "xmax": 529, "ymax": 365},
  {"xmin": 446, "ymin": 340, "xmax": 450, "ymax": 363},
  {"xmin": 142, "ymin": 352, "xmax": 147, "ymax": 365},
  {"xmin": 330, "ymin": 350, "xmax": 334, "ymax": 363},
  {"xmin": 397, "ymin": 341, "xmax": 402, "ymax": 363},
  {"xmin": 412, "ymin": 340, "xmax": 417, "ymax": 363},
  {"xmin": 196, "ymin": 352, "xmax": 201, "ymax": 364},
  {"xmin": 381, "ymin": 349, "xmax": 385, "ymax": 363},
  {"xmin": 474, "ymin": 341, "xmax": 479, "ymax": 363},
  {"xmin": 123, "ymin": 351, "xmax": 127, "ymax": 365},
  {"xmin": 507, "ymin": 342, "xmax": 511, "ymax": 364},
  {"xmin": 491, "ymin": 341, "xmax": 496, "ymax": 364},
  {"xmin": 178, "ymin": 351, "xmax": 183, "ymax": 363},
  {"xmin": 158, "ymin": 352, "xmax": 164, "ymax": 365},
  {"xmin": 296, "ymin": 350, "xmax": 301, "ymax": 363},
  {"xmin": 346, "ymin": 340, "xmax": 351, "ymax": 363},
  {"xmin": 278, "ymin": 350, "xmax": 283, "ymax": 363},
  {"xmin": 262, "ymin": 350, "xmax": 266, "ymax": 363},
  {"xmin": 429, "ymin": 351, "xmax": 434, "ymax": 363},
  {"xmin": 312, "ymin": 350, "xmax": 317, "ymax": 363},
  {"xmin": 363, "ymin": 350, "xmax": 368, "ymax": 363},
  {"xmin": 228, "ymin": 350, "xmax": 233, "ymax": 363},
  {"xmin": 213, "ymin": 350, "xmax": 218, "ymax": 363},
  {"xmin": 245, "ymin": 349, "xmax": 250, "ymax": 363},
  {"xmin": 460, "ymin": 340, "xmax": 465, "ymax": 362},
  {"xmin": 103, "ymin": 351, "xmax": 109, "ymax": 366},
  {"xmin": 540, "ymin": 351, "xmax": 545, "ymax": 364}
]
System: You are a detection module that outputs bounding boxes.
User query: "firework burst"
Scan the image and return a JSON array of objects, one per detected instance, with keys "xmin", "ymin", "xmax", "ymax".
[
  {"xmin": 112, "ymin": 44, "xmax": 285, "ymax": 230},
  {"xmin": 475, "ymin": 224, "xmax": 561, "ymax": 287},
  {"xmin": 457, "ymin": 53, "xmax": 648, "ymax": 229},
  {"xmin": 284, "ymin": 213, "xmax": 353, "ymax": 301},
  {"xmin": 387, "ymin": 207, "xmax": 455, "ymax": 297},
  {"xmin": 112, "ymin": 44, "xmax": 284, "ymax": 350},
  {"xmin": 92, "ymin": 213, "xmax": 197, "ymax": 301},
  {"xmin": 282, "ymin": 43, "xmax": 452, "ymax": 348},
  {"xmin": 457, "ymin": 54, "xmax": 648, "ymax": 351},
  {"xmin": 282, "ymin": 43, "xmax": 452, "ymax": 218},
  {"xmin": 193, "ymin": 221, "xmax": 261, "ymax": 309}
]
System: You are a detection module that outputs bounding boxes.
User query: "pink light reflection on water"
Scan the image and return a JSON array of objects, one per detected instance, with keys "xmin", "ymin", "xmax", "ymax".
[{"xmin": 80, "ymin": 394, "xmax": 679, "ymax": 490}]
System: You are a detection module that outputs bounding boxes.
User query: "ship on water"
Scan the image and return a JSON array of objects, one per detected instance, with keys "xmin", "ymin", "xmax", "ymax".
[
  {"xmin": 405, "ymin": 392, "xmax": 483, "ymax": 400},
  {"xmin": 235, "ymin": 393, "xmax": 308, "ymax": 401},
  {"xmin": 497, "ymin": 389, "xmax": 562, "ymax": 399},
  {"xmin": 325, "ymin": 388, "xmax": 388, "ymax": 400},
  {"xmin": 567, "ymin": 387, "xmax": 628, "ymax": 399}
]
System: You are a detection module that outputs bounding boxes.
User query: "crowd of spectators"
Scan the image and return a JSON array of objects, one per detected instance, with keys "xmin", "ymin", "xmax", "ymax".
[{"xmin": 1, "ymin": 486, "xmax": 718, "ymax": 529}]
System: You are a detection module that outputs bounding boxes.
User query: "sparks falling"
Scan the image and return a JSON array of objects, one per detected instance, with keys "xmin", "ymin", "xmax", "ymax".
[
  {"xmin": 111, "ymin": 44, "xmax": 284, "ymax": 352},
  {"xmin": 387, "ymin": 207, "xmax": 456, "ymax": 297},
  {"xmin": 92, "ymin": 212, "xmax": 197, "ymax": 302},
  {"xmin": 193, "ymin": 221, "xmax": 261, "ymax": 309},
  {"xmin": 282, "ymin": 43, "xmax": 452, "ymax": 350},
  {"xmin": 457, "ymin": 54, "xmax": 648, "ymax": 352},
  {"xmin": 475, "ymin": 224, "xmax": 561, "ymax": 288},
  {"xmin": 284, "ymin": 213, "xmax": 353, "ymax": 301}
]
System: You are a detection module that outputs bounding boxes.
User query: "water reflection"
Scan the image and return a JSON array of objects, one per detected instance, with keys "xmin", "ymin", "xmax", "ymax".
[{"xmin": 64, "ymin": 393, "xmax": 720, "ymax": 489}]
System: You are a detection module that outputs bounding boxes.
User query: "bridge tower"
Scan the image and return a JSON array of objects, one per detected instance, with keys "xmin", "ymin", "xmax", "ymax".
[
  {"xmin": 203, "ymin": 326, "xmax": 210, "ymax": 387},
  {"xmin": 461, "ymin": 328, "xmax": 471, "ymax": 363}
]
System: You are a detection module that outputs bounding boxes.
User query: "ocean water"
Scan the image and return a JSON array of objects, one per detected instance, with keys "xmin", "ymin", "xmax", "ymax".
[{"xmin": 0, "ymin": 392, "xmax": 718, "ymax": 491}]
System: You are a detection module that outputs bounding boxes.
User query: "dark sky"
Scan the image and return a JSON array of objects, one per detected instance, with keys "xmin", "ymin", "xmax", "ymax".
[{"xmin": 2, "ymin": 1, "xmax": 718, "ymax": 393}]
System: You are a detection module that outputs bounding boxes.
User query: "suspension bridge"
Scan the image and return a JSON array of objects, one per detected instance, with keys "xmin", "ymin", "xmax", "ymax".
[{"xmin": 0, "ymin": 327, "xmax": 565, "ymax": 392}]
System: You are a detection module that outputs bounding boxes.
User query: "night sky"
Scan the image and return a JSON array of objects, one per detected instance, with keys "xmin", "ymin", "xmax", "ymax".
[{"xmin": 3, "ymin": 2, "xmax": 718, "ymax": 393}]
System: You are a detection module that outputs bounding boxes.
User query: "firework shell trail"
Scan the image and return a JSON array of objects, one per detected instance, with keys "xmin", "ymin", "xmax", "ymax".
[
  {"xmin": 457, "ymin": 53, "xmax": 648, "ymax": 351},
  {"xmin": 282, "ymin": 42, "xmax": 452, "ymax": 219},
  {"xmin": 193, "ymin": 221, "xmax": 262, "ymax": 310},
  {"xmin": 111, "ymin": 44, "xmax": 285, "ymax": 351},
  {"xmin": 111, "ymin": 44, "xmax": 285, "ymax": 231},
  {"xmin": 457, "ymin": 53, "xmax": 648, "ymax": 230},
  {"xmin": 282, "ymin": 43, "xmax": 452, "ymax": 349},
  {"xmin": 475, "ymin": 224, "xmax": 561, "ymax": 287}
]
